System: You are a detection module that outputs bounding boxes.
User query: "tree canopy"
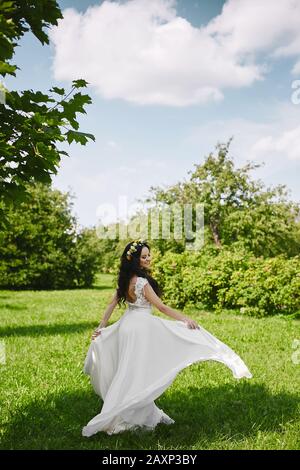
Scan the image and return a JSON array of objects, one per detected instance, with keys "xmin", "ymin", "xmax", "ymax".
[
  {"xmin": 145, "ymin": 139, "xmax": 300, "ymax": 257},
  {"xmin": 0, "ymin": 1, "xmax": 95, "ymax": 228}
]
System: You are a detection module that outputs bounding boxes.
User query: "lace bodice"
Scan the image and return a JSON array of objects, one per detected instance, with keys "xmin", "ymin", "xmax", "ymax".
[{"xmin": 126, "ymin": 277, "xmax": 151, "ymax": 309}]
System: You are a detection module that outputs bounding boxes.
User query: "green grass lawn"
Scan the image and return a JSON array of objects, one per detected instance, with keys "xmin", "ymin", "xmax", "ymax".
[{"xmin": 0, "ymin": 273, "xmax": 299, "ymax": 450}]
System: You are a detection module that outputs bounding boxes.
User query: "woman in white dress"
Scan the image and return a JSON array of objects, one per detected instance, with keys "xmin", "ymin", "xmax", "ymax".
[{"xmin": 82, "ymin": 239, "xmax": 252, "ymax": 437}]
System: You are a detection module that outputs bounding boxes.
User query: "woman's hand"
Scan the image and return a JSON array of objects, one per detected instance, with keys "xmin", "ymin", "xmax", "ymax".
[
  {"xmin": 183, "ymin": 318, "xmax": 200, "ymax": 330},
  {"xmin": 91, "ymin": 328, "xmax": 102, "ymax": 340}
]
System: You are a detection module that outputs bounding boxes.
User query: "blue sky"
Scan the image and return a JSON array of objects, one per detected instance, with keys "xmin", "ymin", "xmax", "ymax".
[{"xmin": 5, "ymin": 0, "xmax": 300, "ymax": 229}]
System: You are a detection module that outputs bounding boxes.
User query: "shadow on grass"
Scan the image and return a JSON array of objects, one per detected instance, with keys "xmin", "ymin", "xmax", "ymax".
[
  {"xmin": 1, "ymin": 382, "xmax": 299, "ymax": 450},
  {"xmin": 0, "ymin": 303, "xmax": 29, "ymax": 311},
  {"xmin": 0, "ymin": 295, "xmax": 15, "ymax": 300},
  {"xmin": 0, "ymin": 322, "xmax": 97, "ymax": 338},
  {"xmin": 87, "ymin": 285, "xmax": 112, "ymax": 291},
  {"xmin": 0, "ymin": 285, "xmax": 110, "ymax": 292}
]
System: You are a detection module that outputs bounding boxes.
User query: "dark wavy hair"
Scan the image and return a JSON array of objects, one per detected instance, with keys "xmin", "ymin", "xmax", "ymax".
[{"xmin": 116, "ymin": 240, "xmax": 163, "ymax": 307}]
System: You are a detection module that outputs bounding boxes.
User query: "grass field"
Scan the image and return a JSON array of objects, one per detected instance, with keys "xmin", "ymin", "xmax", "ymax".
[{"xmin": 0, "ymin": 273, "xmax": 299, "ymax": 450}]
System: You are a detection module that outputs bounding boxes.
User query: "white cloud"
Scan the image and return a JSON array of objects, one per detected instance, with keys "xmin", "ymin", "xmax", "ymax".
[
  {"xmin": 252, "ymin": 126, "xmax": 300, "ymax": 161},
  {"xmin": 49, "ymin": 0, "xmax": 300, "ymax": 107},
  {"xmin": 206, "ymin": 0, "xmax": 300, "ymax": 59},
  {"xmin": 52, "ymin": 154, "xmax": 169, "ymax": 226},
  {"xmin": 183, "ymin": 101, "xmax": 300, "ymax": 186},
  {"xmin": 51, "ymin": 98, "xmax": 300, "ymax": 229},
  {"xmin": 292, "ymin": 60, "xmax": 300, "ymax": 75}
]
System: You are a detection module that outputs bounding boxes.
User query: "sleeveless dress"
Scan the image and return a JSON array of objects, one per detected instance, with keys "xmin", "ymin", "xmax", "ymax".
[{"xmin": 82, "ymin": 277, "xmax": 252, "ymax": 437}]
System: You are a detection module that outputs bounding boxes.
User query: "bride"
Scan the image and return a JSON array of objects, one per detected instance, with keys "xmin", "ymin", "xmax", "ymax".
[{"xmin": 82, "ymin": 239, "xmax": 252, "ymax": 437}]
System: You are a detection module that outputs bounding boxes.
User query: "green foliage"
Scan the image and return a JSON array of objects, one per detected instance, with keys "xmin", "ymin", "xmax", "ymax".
[
  {"xmin": 145, "ymin": 139, "xmax": 300, "ymax": 257},
  {"xmin": 0, "ymin": 1, "xmax": 63, "ymax": 76},
  {"xmin": 71, "ymin": 227, "xmax": 103, "ymax": 288},
  {"xmin": 223, "ymin": 254, "xmax": 300, "ymax": 317},
  {"xmin": 153, "ymin": 246, "xmax": 300, "ymax": 317},
  {"xmin": 221, "ymin": 189, "xmax": 300, "ymax": 257},
  {"xmin": 1, "ymin": 276, "xmax": 299, "ymax": 449},
  {"xmin": 0, "ymin": 1, "xmax": 95, "ymax": 228},
  {"xmin": 0, "ymin": 182, "xmax": 102, "ymax": 289},
  {"xmin": 151, "ymin": 250, "xmax": 197, "ymax": 308},
  {"xmin": 74, "ymin": 139, "xmax": 300, "ymax": 318}
]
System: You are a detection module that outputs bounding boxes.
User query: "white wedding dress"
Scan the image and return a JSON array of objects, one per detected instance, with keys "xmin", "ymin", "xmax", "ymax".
[{"xmin": 82, "ymin": 277, "xmax": 252, "ymax": 437}]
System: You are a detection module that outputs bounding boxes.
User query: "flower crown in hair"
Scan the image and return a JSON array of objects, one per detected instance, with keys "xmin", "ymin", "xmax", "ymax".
[{"xmin": 126, "ymin": 238, "xmax": 145, "ymax": 260}]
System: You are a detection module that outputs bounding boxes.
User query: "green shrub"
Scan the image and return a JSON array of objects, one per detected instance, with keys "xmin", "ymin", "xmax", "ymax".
[
  {"xmin": 224, "ymin": 255, "xmax": 300, "ymax": 317},
  {"xmin": 152, "ymin": 246, "xmax": 300, "ymax": 317},
  {"xmin": 0, "ymin": 183, "xmax": 103, "ymax": 289}
]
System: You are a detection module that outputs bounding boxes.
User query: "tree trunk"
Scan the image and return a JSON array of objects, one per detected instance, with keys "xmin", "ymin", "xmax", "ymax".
[{"xmin": 210, "ymin": 222, "xmax": 222, "ymax": 247}]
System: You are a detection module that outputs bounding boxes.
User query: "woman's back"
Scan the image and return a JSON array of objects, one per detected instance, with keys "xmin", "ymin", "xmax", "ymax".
[{"xmin": 125, "ymin": 276, "xmax": 151, "ymax": 308}]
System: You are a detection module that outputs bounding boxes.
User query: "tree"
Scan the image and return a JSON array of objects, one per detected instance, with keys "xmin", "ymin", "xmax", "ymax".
[
  {"xmin": 145, "ymin": 138, "xmax": 300, "ymax": 257},
  {"xmin": 0, "ymin": 1, "xmax": 95, "ymax": 228},
  {"xmin": 0, "ymin": 181, "xmax": 103, "ymax": 289}
]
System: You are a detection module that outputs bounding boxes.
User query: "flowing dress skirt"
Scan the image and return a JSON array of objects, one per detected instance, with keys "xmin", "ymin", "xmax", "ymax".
[{"xmin": 82, "ymin": 306, "xmax": 252, "ymax": 436}]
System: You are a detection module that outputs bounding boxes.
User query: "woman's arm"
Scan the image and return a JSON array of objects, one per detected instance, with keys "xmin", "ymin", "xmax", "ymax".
[
  {"xmin": 91, "ymin": 291, "xmax": 119, "ymax": 340},
  {"xmin": 98, "ymin": 290, "xmax": 119, "ymax": 328},
  {"xmin": 143, "ymin": 283, "xmax": 199, "ymax": 329}
]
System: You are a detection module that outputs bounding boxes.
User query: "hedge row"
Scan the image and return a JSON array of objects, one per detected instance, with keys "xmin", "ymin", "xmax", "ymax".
[{"xmin": 151, "ymin": 247, "xmax": 300, "ymax": 317}]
